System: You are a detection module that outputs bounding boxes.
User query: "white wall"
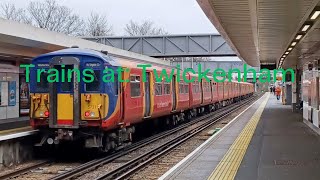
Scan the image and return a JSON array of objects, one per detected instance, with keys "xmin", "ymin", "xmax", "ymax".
[{"xmin": 0, "ymin": 64, "xmax": 20, "ymax": 120}]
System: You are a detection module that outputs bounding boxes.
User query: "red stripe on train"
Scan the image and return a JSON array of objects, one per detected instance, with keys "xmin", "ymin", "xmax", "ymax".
[{"xmin": 57, "ymin": 119, "xmax": 73, "ymax": 125}]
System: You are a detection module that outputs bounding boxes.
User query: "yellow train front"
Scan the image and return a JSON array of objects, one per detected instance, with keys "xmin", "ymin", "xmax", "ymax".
[{"xmin": 29, "ymin": 48, "xmax": 126, "ymax": 151}]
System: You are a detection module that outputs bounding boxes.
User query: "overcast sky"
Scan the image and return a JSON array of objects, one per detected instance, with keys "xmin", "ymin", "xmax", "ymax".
[
  {"xmin": 5, "ymin": 0, "xmax": 218, "ymax": 35},
  {"xmin": 3, "ymin": 0, "xmax": 241, "ymax": 61}
]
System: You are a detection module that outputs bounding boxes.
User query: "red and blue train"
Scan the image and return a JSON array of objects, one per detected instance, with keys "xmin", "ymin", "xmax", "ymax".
[{"xmin": 29, "ymin": 48, "xmax": 254, "ymax": 151}]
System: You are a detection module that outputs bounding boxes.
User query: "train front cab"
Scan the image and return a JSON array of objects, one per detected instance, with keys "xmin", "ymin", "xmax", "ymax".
[{"xmin": 30, "ymin": 50, "xmax": 125, "ymax": 149}]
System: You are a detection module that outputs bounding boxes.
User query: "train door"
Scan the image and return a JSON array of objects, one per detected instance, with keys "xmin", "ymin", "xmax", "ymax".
[
  {"xmin": 144, "ymin": 72, "xmax": 151, "ymax": 117},
  {"xmin": 200, "ymin": 81, "xmax": 204, "ymax": 104},
  {"xmin": 172, "ymin": 75, "xmax": 177, "ymax": 111},
  {"xmin": 112, "ymin": 71, "xmax": 124, "ymax": 123},
  {"xmin": 210, "ymin": 81, "xmax": 213, "ymax": 101},
  {"xmin": 49, "ymin": 57, "xmax": 80, "ymax": 128}
]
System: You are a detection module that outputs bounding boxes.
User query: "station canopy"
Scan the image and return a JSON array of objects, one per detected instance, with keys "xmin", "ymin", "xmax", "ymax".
[
  {"xmin": 0, "ymin": 19, "xmax": 169, "ymax": 66},
  {"xmin": 198, "ymin": 0, "xmax": 320, "ymax": 69}
]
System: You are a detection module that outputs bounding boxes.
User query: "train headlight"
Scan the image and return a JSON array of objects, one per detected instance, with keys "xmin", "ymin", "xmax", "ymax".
[
  {"xmin": 90, "ymin": 112, "xmax": 95, "ymax": 117},
  {"xmin": 40, "ymin": 112, "xmax": 44, "ymax": 117}
]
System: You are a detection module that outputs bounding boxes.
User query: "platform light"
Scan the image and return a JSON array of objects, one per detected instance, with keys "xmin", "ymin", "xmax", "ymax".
[
  {"xmin": 301, "ymin": 24, "xmax": 310, "ymax": 32},
  {"xmin": 285, "ymin": 51, "xmax": 289, "ymax": 55},
  {"xmin": 281, "ymin": 58, "xmax": 284, "ymax": 61},
  {"xmin": 295, "ymin": 35, "xmax": 303, "ymax": 40},
  {"xmin": 282, "ymin": 55, "xmax": 286, "ymax": 58},
  {"xmin": 291, "ymin": 42, "xmax": 297, "ymax": 46},
  {"xmin": 310, "ymin": 11, "xmax": 320, "ymax": 20}
]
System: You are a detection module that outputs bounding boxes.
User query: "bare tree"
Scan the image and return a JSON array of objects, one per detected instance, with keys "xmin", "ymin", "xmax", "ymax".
[
  {"xmin": 85, "ymin": 12, "xmax": 113, "ymax": 36},
  {"xmin": 27, "ymin": 0, "xmax": 84, "ymax": 35},
  {"xmin": 0, "ymin": 3, "xmax": 31, "ymax": 24},
  {"xmin": 124, "ymin": 20, "xmax": 167, "ymax": 36}
]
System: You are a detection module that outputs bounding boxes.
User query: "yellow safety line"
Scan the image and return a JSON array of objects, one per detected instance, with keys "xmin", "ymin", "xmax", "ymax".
[
  {"xmin": 0, "ymin": 126, "xmax": 32, "ymax": 136},
  {"xmin": 208, "ymin": 93, "xmax": 270, "ymax": 180}
]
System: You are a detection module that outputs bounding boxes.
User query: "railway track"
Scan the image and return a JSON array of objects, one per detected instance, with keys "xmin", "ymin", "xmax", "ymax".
[
  {"xmin": 49, "ymin": 94, "xmax": 260, "ymax": 180},
  {"xmin": 0, "ymin": 161, "xmax": 50, "ymax": 180},
  {"xmin": 0, "ymin": 94, "xmax": 260, "ymax": 180}
]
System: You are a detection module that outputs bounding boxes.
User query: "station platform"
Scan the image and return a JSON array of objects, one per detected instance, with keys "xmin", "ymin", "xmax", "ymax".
[
  {"xmin": 160, "ymin": 93, "xmax": 320, "ymax": 180},
  {"xmin": 0, "ymin": 116, "xmax": 33, "ymax": 141},
  {"xmin": 0, "ymin": 116, "xmax": 29, "ymax": 132},
  {"xmin": 0, "ymin": 117, "xmax": 36, "ymax": 142}
]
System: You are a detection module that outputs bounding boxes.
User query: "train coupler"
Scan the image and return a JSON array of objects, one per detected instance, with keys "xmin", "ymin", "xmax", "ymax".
[{"xmin": 56, "ymin": 129, "xmax": 74, "ymax": 141}]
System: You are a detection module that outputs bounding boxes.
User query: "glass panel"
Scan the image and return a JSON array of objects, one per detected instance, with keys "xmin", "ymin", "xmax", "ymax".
[
  {"xmin": 36, "ymin": 72, "xmax": 49, "ymax": 92},
  {"xmin": 130, "ymin": 75, "xmax": 141, "ymax": 97},
  {"xmin": 61, "ymin": 65, "xmax": 74, "ymax": 92},
  {"xmin": 0, "ymin": 82, "xmax": 8, "ymax": 106},
  {"xmin": 155, "ymin": 83, "xmax": 162, "ymax": 95},
  {"xmin": 179, "ymin": 83, "xmax": 184, "ymax": 94},
  {"xmin": 164, "ymin": 83, "xmax": 170, "ymax": 95},
  {"xmin": 130, "ymin": 82, "xmax": 141, "ymax": 97},
  {"xmin": 185, "ymin": 84, "xmax": 189, "ymax": 93},
  {"xmin": 85, "ymin": 70, "xmax": 100, "ymax": 92},
  {"xmin": 20, "ymin": 75, "xmax": 30, "ymax": 110}
]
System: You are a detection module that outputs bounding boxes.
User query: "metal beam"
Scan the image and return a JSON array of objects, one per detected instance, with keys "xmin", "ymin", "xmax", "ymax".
[
  {"xmin": 0, "ymin": 19, "xmax": 170, "ymax": 66},
  {"xmin": 83, "ymin": 34, "xmax": 236, "ymax": 57},
  {"xmin": 171, "ymin": 60, "xmax": 260, "ymax": 72}
]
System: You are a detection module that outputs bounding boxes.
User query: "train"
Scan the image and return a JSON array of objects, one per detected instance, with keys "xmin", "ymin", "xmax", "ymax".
[{"xmin": 29, "ymin": 47, "xmax": 254, "ymax": 151}]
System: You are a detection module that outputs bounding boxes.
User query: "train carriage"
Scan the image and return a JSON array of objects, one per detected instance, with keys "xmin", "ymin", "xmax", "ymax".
[
  {"xmin": 176, "ymin": 75, "xmax": 190, "ymax": 112},
  {"xmin": 29, "ymin": 48, "xmax": 254, "ymax": 151},
  {"xmin": 211, "ymin": 81, "xmax": 219, "ymax": 104},
  {"xmin": 190, "ymin": 77, "xmax": 202, "ymax": 108},
  {"xmin": 201, "ymin": 79, "xmax": 212, "ymax": 106}
]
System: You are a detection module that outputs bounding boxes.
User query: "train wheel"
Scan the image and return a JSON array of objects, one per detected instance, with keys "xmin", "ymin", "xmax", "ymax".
[{"xmin": 186, "ymin": 111, "xmax": 192, "ymax": 121}]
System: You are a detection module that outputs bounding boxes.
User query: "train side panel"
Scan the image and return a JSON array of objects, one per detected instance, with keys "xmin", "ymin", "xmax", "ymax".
[
  {"xmin": 176, "ymin": 75, "xmax": 190, "ymax": 112},
  {"xmin": 202, "ymin": 80, "xmax": 212, "ymax": 105},
  {"xmin": 122, "ymin": 68, "xmax": 144, "ymax": 125}
]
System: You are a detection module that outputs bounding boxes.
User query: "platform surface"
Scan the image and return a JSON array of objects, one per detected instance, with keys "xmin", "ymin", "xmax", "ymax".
[
  {"xmin": 0, "ymin": 116, "xmax": 29, "ymax": 132},
  {"xmin": 160, "ymin": 93, "xmax": 320, "ymax": 180}
]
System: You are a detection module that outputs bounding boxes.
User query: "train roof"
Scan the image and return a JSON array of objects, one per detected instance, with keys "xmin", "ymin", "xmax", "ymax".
[
  {"xmin": 34, "ymin": 48, "xmax": 108, "ymax": 60},
  {"xmin": 32, "ymin": 48, "xmax": 172, "ymax": 68}
]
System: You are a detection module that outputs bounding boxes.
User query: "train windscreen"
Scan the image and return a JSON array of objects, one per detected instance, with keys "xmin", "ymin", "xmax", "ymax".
[{"xmin": 85, "ymin": 70, "xmax": 100, "ymax": 92}]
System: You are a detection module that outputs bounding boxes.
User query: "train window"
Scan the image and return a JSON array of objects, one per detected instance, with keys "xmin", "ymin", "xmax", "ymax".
[
  {"xmin": 85, "ymin": 70, "xmax": 100, "ymax": 92},
  {"xmin": 218, "ymin": 84, "xmax": 223, "ymax": 92},
  {"xmin": 197, "ymin": 82, "xmax": 200, "ymax": 93},
  {"xmin": 61, "ymin": 65, "xmax": 75, "ymax": 92},
  {"xmin": 206, "ymin": 82, "xmax": 210, "ymax": 92},
  {"xmin": 155, "ymin": 83, "xmax": 162, "ymax": 95},
  {"xmin": 36, "ymin": 71, "xmax": 49, "ymax": 92},
  {"xmin": 192, "ymin": 82, "xmax": 196, "ymax": 93},
  {"xmin": 130, "ymin": 75, "xmax": 141, "ymax": 97},
  {"xmin": 184, "ymin": 84, "xmax": 189, "ymax": 93},
  {"xmin": 179, "ymin": 83, "xmax": 184, "ymax": 94},
  {"xmin": 164, "ymin": 83, "xmax": 170, "ymax": 95}
]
